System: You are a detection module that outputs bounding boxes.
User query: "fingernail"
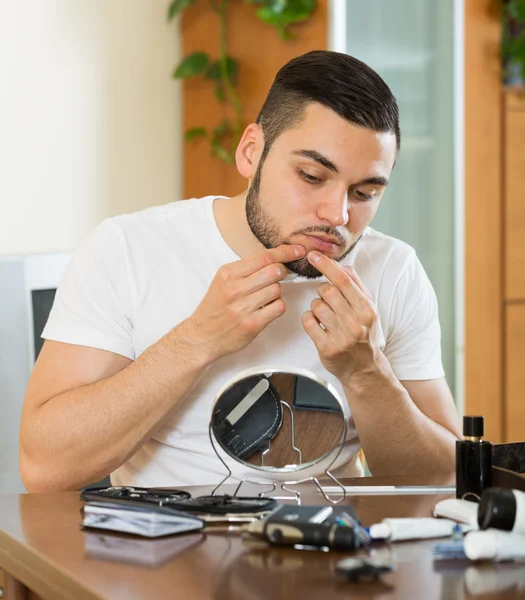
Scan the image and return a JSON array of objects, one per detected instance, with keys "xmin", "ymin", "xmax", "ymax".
[
  {"xmin": 294, "ymin": 246, "xmax": 303, "ymax": 257},
  {"xmin": 308, "ymin": 251, "xmax": 321, "ymax": 263}
]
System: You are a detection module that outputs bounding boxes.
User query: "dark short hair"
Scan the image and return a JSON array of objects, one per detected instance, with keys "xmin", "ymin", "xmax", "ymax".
[{"xmin": 256, "ymin": 50, "xmax": 400, "ymax": 157}]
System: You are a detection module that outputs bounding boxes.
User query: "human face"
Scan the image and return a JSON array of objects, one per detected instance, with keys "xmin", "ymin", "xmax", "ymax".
[{"xmin": 245, "ymin": 102, "xmax": 397, "ymax": 278}]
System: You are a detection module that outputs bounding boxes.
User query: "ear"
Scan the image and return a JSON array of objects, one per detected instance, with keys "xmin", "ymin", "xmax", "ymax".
[{"xmin": 235, "ymin": 123, "xmax": 263, "ymax": 180}]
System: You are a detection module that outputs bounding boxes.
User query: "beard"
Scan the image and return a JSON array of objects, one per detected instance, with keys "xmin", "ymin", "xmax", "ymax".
[{"xmin": 245, "ymin": 154, "xmax": 359, "ymax": 279}]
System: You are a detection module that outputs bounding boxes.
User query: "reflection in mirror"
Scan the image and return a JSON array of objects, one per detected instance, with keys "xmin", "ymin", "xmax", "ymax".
[{"xmin": 211, "ymin": 371, "xmax": 345, "ymax": 471}]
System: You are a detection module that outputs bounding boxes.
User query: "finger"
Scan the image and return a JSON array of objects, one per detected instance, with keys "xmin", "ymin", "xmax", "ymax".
[
  {"xmin": 243, "ymin": 262, "xmax": 288, "ymax": 295},
  {"xmin": 317, "ymin": 282, "xmax": 354, "ymax": 316},
  {"xmin": 342, "ymin": 265, "xmax": 372, "ymax": 299},
  {"xmin": 302, "ymin": 310, "xmax": 328, "ymax": 345},
  {"xmin": 247, "ymin": 282, "xmax": 282, "ymax": 311},
  {"xmin": 316, "ymin": 284, "xmax": 369, "ymax": 342},
  {"xmin": 307, "ymin": 251, "xmax": 369, "ymax": 312},
  {"xmin": 232, "ymin": 245, "xmax": 306, "ymax": 278},
  {"xmin": 251, "ymin": 297, "xmax": 287, "ymax": 330},
  {"xmin": 310, "ymin": 297, "xmax": 336, "ymax": 331}
]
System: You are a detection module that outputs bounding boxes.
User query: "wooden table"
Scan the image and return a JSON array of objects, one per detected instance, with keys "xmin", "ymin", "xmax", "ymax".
[{"xmin": 1, "ymin": 474, "xmax": 524, "ymax": 600}]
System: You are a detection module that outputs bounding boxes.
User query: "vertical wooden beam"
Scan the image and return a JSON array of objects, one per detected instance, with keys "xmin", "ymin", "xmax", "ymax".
[
  {"xmin": 181, "ymin": 0, "xmax": 328, "ymax": 199},
  {"xmin": 504, "ymin": 90, "xmax": 525, "ymax": 442},
  {"xmin": 464, "ymin": 0, "xmax": 503, "ymax": 441},
  {"xmin": 504, "ymin": 94, "xmax": 525, "ymax": 301},
  {"xmin": 3, "ymin": 572, "xmax": 28, "ymax": 600}
]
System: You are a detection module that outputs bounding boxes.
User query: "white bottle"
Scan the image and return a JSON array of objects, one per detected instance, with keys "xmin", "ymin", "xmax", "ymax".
[
  {"xmin": 464, "ymin": 529, "xmax": 525, "ymax": 561},
  {"xmin": 369, "ymin": 517, "xmax": 462, "ymax": 542}
]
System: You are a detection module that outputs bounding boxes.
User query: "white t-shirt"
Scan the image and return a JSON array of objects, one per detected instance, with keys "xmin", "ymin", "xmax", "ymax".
[{"xmin": 43, "ymin": 196, "xmax": 445, "ymax": 486}]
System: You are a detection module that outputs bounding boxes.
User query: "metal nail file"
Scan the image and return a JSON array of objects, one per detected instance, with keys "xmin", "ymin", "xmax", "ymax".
[{"xmin": 225, "ymin": 379, "xmax": 270, "ymax": 426}]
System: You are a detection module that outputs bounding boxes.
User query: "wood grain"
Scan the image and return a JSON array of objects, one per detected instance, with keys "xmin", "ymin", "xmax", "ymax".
[
  {"xmin": 505, "ymin": 305, "xmax": 525, "ymax": 442},
  {"xmin": 0, "ymin": 476, "xmax": 488, "ymax": 600},
  {"xmin": 4, "ymin": 571, "xmax": 28, "ymax": 600},
  {"xmin": 464, "ymin": 0, "xmax": 504, "ymax": 441},
  {"xmin": 181, "ymin": 0, "xmax": 328, "ymax": 199},
  {"xmin": 504, "ymin": 86, "xmax": 525, "ymax": 111},
  {"xmin": 504, "ymin": 103, "xmax": 525, "ymax": 301}
]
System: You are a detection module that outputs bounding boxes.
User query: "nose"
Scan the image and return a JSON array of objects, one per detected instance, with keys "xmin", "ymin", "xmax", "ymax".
[{"xmin": 316, "ymin": 191, "xmax": 349, "ymax": 227}]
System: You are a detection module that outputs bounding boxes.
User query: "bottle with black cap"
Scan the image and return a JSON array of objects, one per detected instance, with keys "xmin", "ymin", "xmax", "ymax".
[
  {"xmin": 456, "ymin": 415, "xmax": 492, "ymax": 501},
  {"xmin": 478, "ymin": 487, "xmax": 525, "ymax": 534}
]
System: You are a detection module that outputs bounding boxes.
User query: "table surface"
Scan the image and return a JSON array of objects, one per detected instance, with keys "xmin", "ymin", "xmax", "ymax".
[{"xmin": 1, "ymin": 474, "xmax": 524, "ymax": 600}]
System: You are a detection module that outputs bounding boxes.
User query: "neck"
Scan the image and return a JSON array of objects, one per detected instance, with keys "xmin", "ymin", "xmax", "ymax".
[{"xmin": 213, "ymin": 192, "xmax": 266, "ymax": 259}]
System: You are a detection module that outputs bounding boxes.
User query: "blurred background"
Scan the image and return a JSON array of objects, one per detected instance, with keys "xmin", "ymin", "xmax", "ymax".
[{"xmin": 0, "ymin": 0, "xmax": 523, "ymax": 494}]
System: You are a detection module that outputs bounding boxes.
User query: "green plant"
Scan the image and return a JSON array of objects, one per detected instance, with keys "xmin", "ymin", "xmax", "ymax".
[
  {"xmin": 503, "ymin": 0, "xmax": 525, "ymax": 83},
  {"xmin": 167, "ymin": 0, "xmax": 316, "ymax": 163}
]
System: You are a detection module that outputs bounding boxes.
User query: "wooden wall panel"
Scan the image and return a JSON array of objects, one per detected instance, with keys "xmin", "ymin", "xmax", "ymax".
[
  {"xmin": 506, "ymin": 305, "xmax": 525, "ymax": 441},
  {"xmin": 464, "ymin": 0, "xmax": 503, "ymax": 441},
  {"xmin": 505, "ymin": 86, "xmax": 525, "ymax": 110},
  {"xmin": 505, "ymin": 103, "xmax": 525, "ymax": 301},
  {"xmin": 181, "ymin": 0, "xmax": 327, "ymax": 199}
]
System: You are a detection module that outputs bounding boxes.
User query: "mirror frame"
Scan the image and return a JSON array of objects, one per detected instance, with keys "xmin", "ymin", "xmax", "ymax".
[{"xmin": 209, "ymin": 365, "xmax": 349, "ymax": 504}]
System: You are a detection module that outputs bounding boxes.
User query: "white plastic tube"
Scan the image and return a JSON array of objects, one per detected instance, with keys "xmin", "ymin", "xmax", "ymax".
[
  {"xmin": 464, "ymin": 529, "xmax": 525, "ymax": 562},
  {"xmin": 433, "ymin": 497, "xmax": 479, "ymax": 527},
  {"xmin": 369, "ymin": 517, "xmax": 461, "ymax": 542}
]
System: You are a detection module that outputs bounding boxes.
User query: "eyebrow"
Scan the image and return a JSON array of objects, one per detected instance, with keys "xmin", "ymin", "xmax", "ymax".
[
  {"xmin": 291, "ymin": 149, "xmax": 339, "ymax": 173},
  {"xmin": 291, "ymin": 149, "xmax": 389, "ymax": 187},
  {"xmin": 353, "ymin": 176, "xmax": 389, "ymax": 187}
]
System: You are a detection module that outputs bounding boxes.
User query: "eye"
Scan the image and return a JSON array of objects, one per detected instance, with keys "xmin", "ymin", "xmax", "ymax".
[
  {"xmin": 298, "ymin": 169, "xmax": 323, "ymax": 184},
  {"xmin": 353, "ymin": 189, "xmax": 374, "ymax": 201}
]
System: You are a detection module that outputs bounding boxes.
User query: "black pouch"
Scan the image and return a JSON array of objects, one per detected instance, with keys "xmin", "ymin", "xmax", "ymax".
[
  {"xmin": 80, "ymin": 486, "xmax": 276, "ymax": 515},
  {"xmin": 80, "ymin": 485, "xmax": 192, "ymax": 507},
  {"xmin": 212, "ymin": 375, "xmax": 282, "ymax": 460}
]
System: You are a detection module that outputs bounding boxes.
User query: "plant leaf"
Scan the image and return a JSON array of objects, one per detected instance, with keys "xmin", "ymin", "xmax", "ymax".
[
  {"xmin": 507, "ymin": 0, "xmax": 525, "ymax": 22},
  {"xmin": 256, "ymin": 6, "xmax": 283, "ymax": 26},
  {"xmin": 257, "ymin": 0, "xmax": 316, "ymax": 30},
  {"xmin": 210, "ymin": 119, "xmax": 236, "ymax": 163},
  {"xmin": 167, "ymin": 0, "xmax": 197, "ymax": 22},
  {"xmin": 212, "ymin": 119, "xmax": 231, "ymax": 138},
  {"xmin": 211, "ymin": 140, "xmax": 235, "ymax": 163},
  {"xmin": 206, "ymin": 56, "xmax": 239, "ymax": 83},
  {"xmin": 172, "ymin": 52, "xmax": 210, "ymax": 78},
  {"xmin": 214, "ymin": 84, "xmax": 226, "ymax": 102},
  {"xmin": 185, "ymin": 127, "xmax": 207, "ymax": 142}
]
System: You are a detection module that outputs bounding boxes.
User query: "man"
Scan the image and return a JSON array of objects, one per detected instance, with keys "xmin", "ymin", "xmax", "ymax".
[{"xmin": 20, "ymin": 51, "xmax": 461, "ymax": 492}]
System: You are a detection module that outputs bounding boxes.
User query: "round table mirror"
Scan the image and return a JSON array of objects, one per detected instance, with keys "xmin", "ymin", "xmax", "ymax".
[{"xmin": 209, "ymin": 366, "xmax": 348, "ymax": 502}]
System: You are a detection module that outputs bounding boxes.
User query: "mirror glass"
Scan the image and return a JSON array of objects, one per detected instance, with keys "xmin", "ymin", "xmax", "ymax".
[{"xmin": 210, "ymin": 369, "xmax": 345, "ymax": 473}]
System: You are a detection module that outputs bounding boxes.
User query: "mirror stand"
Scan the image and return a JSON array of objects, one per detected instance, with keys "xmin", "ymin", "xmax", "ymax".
[{"xmin": 208, "ymin": 423, "xmax": 348, "ymax": 505}]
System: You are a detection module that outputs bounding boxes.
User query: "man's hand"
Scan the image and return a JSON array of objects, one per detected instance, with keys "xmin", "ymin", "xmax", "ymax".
[
  {"xmin": 186, "ymin": 244, "xmax": 306, "ymax": 362},
  {"xmin": 302, "ymin": 250, "xmax": 460, "ymax": 476},
  {"xmin": 301, "ymin": 250, "xmax": 379, "ymax": 383}
]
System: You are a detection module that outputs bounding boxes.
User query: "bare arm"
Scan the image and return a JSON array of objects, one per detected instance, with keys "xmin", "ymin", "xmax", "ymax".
[
  {"xmin": 342, "ymin": 356, "xmax": 461, "ymax": 475},
  {"xmin": 20, "ymin": 243, "xmax": 306, "ymax": 492},
  {"xmin": 20, "ymin": 324, "xmax": 210, "ymax": 492}
]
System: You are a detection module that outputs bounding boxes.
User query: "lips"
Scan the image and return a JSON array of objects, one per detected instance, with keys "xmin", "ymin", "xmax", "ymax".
[
  {"xmin": 306, "ymin": 234, "xmax": 341, "ymax": 246},
  {"xmin": 302, "ymin": 234, "xmax": 341, "ymax": 253}
]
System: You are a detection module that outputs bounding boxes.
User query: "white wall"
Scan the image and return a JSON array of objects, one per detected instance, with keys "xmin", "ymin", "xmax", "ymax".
[{"xmin": 0, "ymin": 1, "xmax": 182, "ymax": 255}]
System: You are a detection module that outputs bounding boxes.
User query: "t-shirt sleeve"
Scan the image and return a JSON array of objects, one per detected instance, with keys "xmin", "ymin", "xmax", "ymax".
[
  {"xmin": 42, "ymin": 218, "xmax": 135, "ymax": 360},
  {"xmin": 383, "ymin": 252, "xmax": 445, "ymax": 381}
]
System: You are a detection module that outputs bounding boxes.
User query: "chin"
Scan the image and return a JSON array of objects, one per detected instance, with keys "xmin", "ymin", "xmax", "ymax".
[{"xmin": 284, "ymin": 258, "xmax": 323, "ymax": 279}]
